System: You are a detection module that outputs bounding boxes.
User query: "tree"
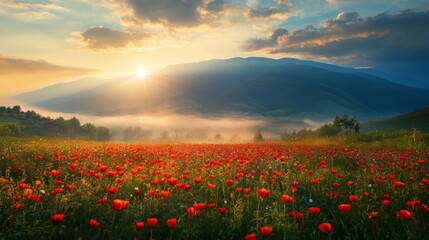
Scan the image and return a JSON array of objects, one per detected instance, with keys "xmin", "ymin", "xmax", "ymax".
[
  {"xmin": 333, "ymin": 115, "xmax": 360, "ymax": 134},
  {"xmin": 214, "ymin": 133, "xmax": 223, "ymax": 141},
  {"xmin": 319, "ymin": 114, "xmax": 360, "ymax": 136},
  {"xmin": 54, "ymin": 117, "xmax": 68, "ymax": 133},
  {"xmin": 82, "ymin": 123, "xmax": 97, "ymax": 140},
  {"xmin": 96, "ymin": 127, "xmax": 111, "ymax": 141},
  {"xmin": 318, "ymin": 124, "xmax": 341, "ymax": 136},
  {"xmin": 253, "ymin": 130, "xmax": 264, "ymax": 142},
  {"xmin": 68, "ymin": 117, "xmax": 81, "ymax": 129}
]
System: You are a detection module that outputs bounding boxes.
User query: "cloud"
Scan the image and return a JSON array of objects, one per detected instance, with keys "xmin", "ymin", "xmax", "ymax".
[
  {"xmin": 245, "ymin": 0, "xmax": 293, "ymax": 20},
  {"xmin": 243, "ymin": 10, "xmax": 429, "ymax": 65},
  {"xmin": 115, "ymin": 0, "xmax": 233, "ymax": 28},
  {"xmin": 246, "ymin": 7, "xmax": 290, "ymax": 20},
  {"xmin": 0, "ymin": 55, "xmax": 97, "ymax": 96},
  {"xmin": 243, "ymin": 28, "xmax": 288, "ymax": 50},
  {"xmin": 276, "ymin": 0, "xmax": 293, "ymax": 7},
  {"xmin": 0, "ymin": 0, "xmax": 64, "ymax": 20},
  {"xmin": 77, "ymin": 26, "xmax": 148, "ymax": 50}
]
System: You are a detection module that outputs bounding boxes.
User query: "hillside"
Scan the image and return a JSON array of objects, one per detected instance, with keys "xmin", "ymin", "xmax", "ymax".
[
  {"xmin": 362, "ymin": 107, "xmax": 429, "ymax": 132},
  {"xmin": 15, "ymin": 57, "xmax": 429, "ymax": 120},
  {"xmin": 0, "ymin": 105, "xmax": 111, "ymax": 140}
]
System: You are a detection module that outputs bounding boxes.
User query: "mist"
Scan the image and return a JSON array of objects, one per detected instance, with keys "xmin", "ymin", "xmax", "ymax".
[{"xmin": 1, "ymin": 97, "xmax": 325, "ymax": 142}]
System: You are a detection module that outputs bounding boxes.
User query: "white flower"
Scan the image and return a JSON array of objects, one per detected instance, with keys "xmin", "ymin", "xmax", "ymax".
[
  {"xmin": 309, "ymin": 199, "xmax": 313, "ymax": 203},
  {"xmin": 40, "ymin": 190, "xmax": 46, "ymax": 194}
]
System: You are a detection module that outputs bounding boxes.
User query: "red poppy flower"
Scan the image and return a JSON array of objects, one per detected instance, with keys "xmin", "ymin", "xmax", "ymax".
[
  {"xmin": 147, "ymin": 218, "xmax": 158, "ymax": 228},
  {"xmin": 381, "ymin": 199, "xmax": 391, "ymax": 206},
  {"xmin": 69, "ymin": 163, "xmax": 78, "ymax": 170},
  {"xmin": 260, "ymin": 226, "xmax": 273, "ymax": 237},
  {"xmin": 89, "ymin": 219, "xmax": 100, "ymax": 228},
  {"xmin": 218, "ymin": 207, "xmax": 227, "ymax": 215},
  {"xmin": 136, "ymin": 221, "xmax": 145, "ymax": 231},
  {"xmin": 368, "ymin": 211, "xmax": 380, "ymax": 219},
  {"xmin": 167, "ymin": 177, "xmax": 178, "ymax": 186},
  {"xmin": 294, "ymin": 212, "xmax": 304, "ymax": 221},
  {"xmin": 281, "ymin": 194, "xmax": 294, "ymax": 203},
  {"xmin": 160, "ymin": 191, "xmax": 170, "ymax": 198},
  {"xmin": 338, "ymin": 204, "xmax": 351, "ymax": 212},
  {"xmin": 112, "ymin": 199, "xmax": 129, "ymax": 211},
  {"xmin": 244, "ymin": 233, "xmax": 257, "ymax": 240},
  {"xmin": 107, "ymin": 171, "xmax": 116, "ymax": 178},
  {"xmin": 50, "ymin": 170, "xmax": 60, "ymax": 178},
  {"xmin": 318, "ymin": 222, "xmax": 333, "ymax": 234},
  {"xmin": 98, "ymin": 197, "xmax": 107, "ymax": 204},
  {"xmin": 349, "ymin": 195, "xmax": 358, "ymax": 202},
  {"xmin": 166, "ymin": 218, "xmax": 177, "ymax": 229},
  {"xmin": 397, "ymin": 210, "xmax": 413, "ymax": 220},
  {"xmin": 308, "ymin": 207, "xmax": 321, "ymax": 215},
  {"xmin": 258, "ymin": 188, "xmax": 270, "ymax": 198},
  {"xmin": 194, "ymin": 203, "xmax": 205, "ymax": 210},
  {"xmin": 52, "ymin": 188, "xmax": 64, "ymax": 195},
  {"xmin": 226, "ymin": 180, "xmax": 234, "ymax": 186},
  {"xmin": 107, "ymin": 186, "xmax": 118, "ymax": 194},
  {"xmin": 187, "ymin": 207, "xmax": 198, "ymax": 217},
  {"xmin": 208, "ymin": 203, "xmax": 216, "ymax": 209},
  {"xmin": 394, "ymin": 181, "xmax": 405, "ymax": 188},
  {"xmin": 194, "ymin": 177, "xmax": 202, "ymax": 184},
  {"xmin": 332, "ymin": 182, "xmax": 340, "ymax": 188},
  {"xmin": 51, "ymin": 213, "xmax": 64, "ymax": 225}
]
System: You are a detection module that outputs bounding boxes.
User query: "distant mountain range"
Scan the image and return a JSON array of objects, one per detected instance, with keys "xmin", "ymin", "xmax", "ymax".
[{"xmin": 15, "ymin": 57, "xmax": 429, "ymax": 121}]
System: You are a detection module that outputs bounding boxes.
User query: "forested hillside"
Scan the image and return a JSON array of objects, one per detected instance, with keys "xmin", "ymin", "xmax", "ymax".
[{"xmin": 0, "ymin": 105, "xmax": 111, "ymax": 140}]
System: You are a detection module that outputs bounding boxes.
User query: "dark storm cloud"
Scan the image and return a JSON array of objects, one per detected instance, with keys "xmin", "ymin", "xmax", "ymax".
[
  {"xmin": 79, "ymin": 26, "xmax": 147, "ymax": 50},
  {"xmin": 243, "ymin": 10, "xmax": 429, "ymax": 64}
]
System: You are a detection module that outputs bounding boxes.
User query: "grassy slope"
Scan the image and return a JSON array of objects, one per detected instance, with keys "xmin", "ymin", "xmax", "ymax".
[{"xmin": 362, "ymin": 107, "xmax": 429, "ymax": 132}]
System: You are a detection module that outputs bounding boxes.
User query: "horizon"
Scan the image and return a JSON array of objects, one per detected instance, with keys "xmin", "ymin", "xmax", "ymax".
[{"xmin": 1, "ymin": 1, "xmax": 429, "ymax": 97}]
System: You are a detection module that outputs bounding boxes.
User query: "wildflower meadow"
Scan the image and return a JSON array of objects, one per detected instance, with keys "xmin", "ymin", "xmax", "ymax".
[{"xmin": 0, "ymin": 137, "xmax": 428, "ymax": 239}]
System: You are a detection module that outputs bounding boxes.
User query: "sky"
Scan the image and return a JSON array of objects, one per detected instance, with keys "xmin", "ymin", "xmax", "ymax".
[{"xmin": 1, "ymin": 0, "xmax": 429, "ymax": 97}]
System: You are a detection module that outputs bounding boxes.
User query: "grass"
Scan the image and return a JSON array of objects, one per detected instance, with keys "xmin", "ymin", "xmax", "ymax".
[{"xmin": 0, "ymin": 136, "xmax": 428, "ymax": 239}]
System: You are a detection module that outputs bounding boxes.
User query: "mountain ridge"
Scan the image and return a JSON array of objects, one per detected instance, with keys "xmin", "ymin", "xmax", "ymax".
[{"xmin": 15, "ymin": 57, "xmax": 429, "ymax": 121}]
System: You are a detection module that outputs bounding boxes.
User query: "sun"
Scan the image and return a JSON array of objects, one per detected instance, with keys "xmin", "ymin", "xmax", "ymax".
[{"xmin": 135, "ymin": 69, "xmax": 149, "ymax": 79}]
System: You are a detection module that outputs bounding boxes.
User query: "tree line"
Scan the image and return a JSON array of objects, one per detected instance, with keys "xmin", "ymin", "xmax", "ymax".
[{"xmin": 0, "ymin": 105, "xmax": 111, "ymax": 140}]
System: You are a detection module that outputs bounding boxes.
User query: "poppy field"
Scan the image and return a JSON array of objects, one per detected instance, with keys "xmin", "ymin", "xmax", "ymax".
[{"xmin": 0, "ymin": 137, "xmax": 428, "ymax": 239}]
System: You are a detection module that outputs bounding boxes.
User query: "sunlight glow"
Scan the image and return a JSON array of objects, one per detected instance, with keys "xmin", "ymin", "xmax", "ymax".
[{"xmin": 135, "ymin": 69, "xmax": 149, "ymax": 79}]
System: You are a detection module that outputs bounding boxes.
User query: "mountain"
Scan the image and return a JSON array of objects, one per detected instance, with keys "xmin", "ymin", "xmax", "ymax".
[
  {"xmin": 362, "ymin": 107, "xmax": 429, "ymax": 132},
  {"xmin": 16, "ymin": 77, "xmax": 109, "ymax": 103},
  {"xmin": 15, "ymin": 57, "xmax": 429, "ymax": 120}
]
